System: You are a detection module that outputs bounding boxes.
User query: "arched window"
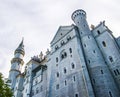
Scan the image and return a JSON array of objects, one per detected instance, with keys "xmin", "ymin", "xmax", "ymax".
[
  {"xmin": 57, "ymin": 72, "xmax": 59, "ymax": 77},
  {"xmin": 97, "ymin": 30, "xmax": 100, "ymax": 35},
  {"xmin": 69, "ymin": 48, "xmax": 72, "ymax": 53},
  {"xmin": 109, "ymin": 56, "xmax": 113, "ymax": 62},
  {"xmin": 71, "ymin": 63, "xmax": 75, "ymax": 69},
  {"xmin": 56, "ymin": 57, "xmax": 58, "ymax": 62},
  {"xmin": 60, "ymin": 50, "xmax": 67, "ymax": 60},
  {"xmin": 102, "ymin": 41, "xmax": 106, "ymax": 47},
  {"xmin": 64, "ymin": 68, "xmax": 67, "ymax": 74}
]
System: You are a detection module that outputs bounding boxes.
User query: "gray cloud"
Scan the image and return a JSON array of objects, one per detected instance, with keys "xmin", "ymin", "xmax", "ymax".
[{"xmin": 0, "ymin": 0, "xmax": 120, "ymax": 77}]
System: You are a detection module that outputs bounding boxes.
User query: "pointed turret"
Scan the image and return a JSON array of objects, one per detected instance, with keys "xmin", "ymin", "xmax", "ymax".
[
  {"xmin": 8, "ymin": 38, "xmax": 25, "ymax": 91},
  {"xmin": 15, "ymin": 38, "xmax": 25, "ymax": 56}
]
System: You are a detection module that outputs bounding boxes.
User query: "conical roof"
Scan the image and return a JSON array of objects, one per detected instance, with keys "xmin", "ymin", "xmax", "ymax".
[{"xmin": 15, "ymin": 38, "xmax": 25, "ymax": 56}]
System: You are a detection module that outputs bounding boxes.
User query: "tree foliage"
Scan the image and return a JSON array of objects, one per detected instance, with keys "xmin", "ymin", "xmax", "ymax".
[{"xmin": 0, "ymin": 73, "xmax": 13, "ymax": 97}]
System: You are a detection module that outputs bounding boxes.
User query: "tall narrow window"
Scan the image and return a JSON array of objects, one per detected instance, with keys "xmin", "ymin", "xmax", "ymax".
[
  {"xmin": 73, "ymin": 76, "xmax": 76, "ymax": 82},
  {"xmin": 114, "ymin": 70, "xmax": 117, "ymax": 76},
  {"xmin": 116, "ymin": 69, "xmax": 120, "ymax": 75},
  {"xmin": 102, "ymin": 41, "xmax": 106, "ymax": 47},
  {"xmin": 69, "ymin": 48, "xmax": 72, "ymax": 53},
  {"xmin": 97, "ymin": 30, "xmax": 100, "ymax": 35},
  {"xmin": 57, "ymin": 72, "xmax": 59, "ymax": 77},
  {"xmin": 109, "ymin": 91, "xmax": 113, "ymax": 97},
  {"xmin": 64, "ymin": 68, "xmax": 67, "ymax": 74},
  {"xmin": 65, "ymin": 80, "xmax": 67, "ymax": 86},
  {"xmin": 75, "ymin": 94, "xmax": 78, "ymax": 97},
  {"xmin": 101, "ymin": 70, "xmax": 103, "ymax": 74},
  {"xmin": 109, "ymin": 56, "xmax": 113, "ymax": 62},
  {"xmin": 71, "ymin": 63, "xmax": 75, "ymax": 69},
  {"xmin": 56, "ymin": 57, "xmax": 58, "ymax": 62}
]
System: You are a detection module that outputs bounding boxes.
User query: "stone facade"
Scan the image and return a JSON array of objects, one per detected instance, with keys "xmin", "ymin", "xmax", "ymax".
[{"xmin": 8, "ymin": 9, "xmax": 120, "ymax": 97}]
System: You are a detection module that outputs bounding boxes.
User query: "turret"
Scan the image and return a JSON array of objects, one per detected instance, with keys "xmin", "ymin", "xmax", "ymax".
[
  {"xmin": 72, "ymin": 9, "xmax": 120, "ymax": 97},
  {"xmin": 8, "ymin": 39, "xmax": 25, "ymax": 91}
]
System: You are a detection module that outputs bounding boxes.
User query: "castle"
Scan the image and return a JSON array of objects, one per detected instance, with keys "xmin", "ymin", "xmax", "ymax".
[{"xmin": 8, "ymin": 9, "xmax": 120, "ymax": 97}]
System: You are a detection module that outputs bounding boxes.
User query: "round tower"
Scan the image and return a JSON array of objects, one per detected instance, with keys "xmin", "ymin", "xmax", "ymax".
[
  {"xmin": 8, "ymin": 39, "xmax": 25, "ymax": 91},
  {"xmin": 72, "ymin": 9, "xmax": 120, "ymax": 97}
]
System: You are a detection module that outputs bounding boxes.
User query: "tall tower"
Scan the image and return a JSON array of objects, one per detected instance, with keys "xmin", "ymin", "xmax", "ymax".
[
  {"xmin": 71, "ymin": 9, "xmax": 120, "ymax": 97},
  {"xmin": 9, "ymin": 39, "xmax": 25, "ymax": 91}
]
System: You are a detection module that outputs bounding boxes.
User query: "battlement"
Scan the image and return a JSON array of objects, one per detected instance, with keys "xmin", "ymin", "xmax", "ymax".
[{"xmin": 71, "ymin": 9, "xmax": 86, "ymax": 21}]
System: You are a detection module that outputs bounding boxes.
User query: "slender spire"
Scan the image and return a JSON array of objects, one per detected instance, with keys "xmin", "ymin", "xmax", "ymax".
[{"xmin": 15, "ymin": 38, "xmax": 25, "ymax": 56}]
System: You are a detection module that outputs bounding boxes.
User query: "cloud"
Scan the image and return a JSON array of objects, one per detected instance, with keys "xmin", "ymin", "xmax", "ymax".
[{"xmin": 0, "ymin": 0, "xmax": 120, "ymax": 77}]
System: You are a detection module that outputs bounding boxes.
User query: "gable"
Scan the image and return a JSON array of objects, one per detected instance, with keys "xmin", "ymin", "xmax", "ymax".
[{"xmin": 51, "ymin": 25, "xmax": 74, "ymax": 46}]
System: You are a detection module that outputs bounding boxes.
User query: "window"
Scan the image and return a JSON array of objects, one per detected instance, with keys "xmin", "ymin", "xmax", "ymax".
[
  {"xmin": 73, "ymin": 76, "xmax": 76, "ymax": 82},
  {"xmin": 56, "ymin": 84, "xmax": 59, "ymax": 90},
  {"xmin": 116, "ymin": 69, "xmax": 120, "ymax": 75},
  {"xmin": 101, "ymin": 70, "xmax": 103, "ymax": 74},
  {"xmin": 109, "ymin": 56, "xmax": 113, "ymax": 62},
  {"xmin": 114, "ymin": 69, "xmax": 120, "ymax": 76},
  {"xmin": 88, "ymin": 60, "xmax": 90, "ymax": 64},
  {"xmin": 102, "ymin": 41, "xmax": 106, "ymax": 47},
  {"xmin": 75, "ymin": 94, "xmax": 78, "ymax": 97},
  {"xmin": 71, "ymin": 63, "xmax": 75, "ymax": 69},
  {"xmin": 97, "ymin": 30, "xmax": 100, "ymax": 35},
  {"xmin": 109, "ymin": 91, "xmax": 113, "ymax": 97},
  {"xmin": 57, "ymin": 72, "xmax": 59, "ymax": 77},
  {"xmin": 56, "ymin": 57, "xmax": 58, "ymax": 62},
  {"xmin": 65, "ymin": 80, "xmax": 67, "ymax": 86},
  {"xmin": 61, "ymin": 51, "xmax": 67, "ymax": 60},
  {"xmin": 93, "ymin": 50, "xmax": 96, "ymax": 53},
  {"xmin": 64, "ymin": 68, "xmax": 67, "ymax": 74},
  {"xmin": 69, "ymin": 48, "xmax": 72, "ymax": 53}
]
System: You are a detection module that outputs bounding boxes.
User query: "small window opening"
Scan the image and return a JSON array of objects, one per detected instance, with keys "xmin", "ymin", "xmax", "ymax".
[
  {"xmin": 109, "ymin": 91, "xmax": 113, "ymax": 97},
  {"xmin": 69, "ymin": 48, "xmax": 72, "ymax": 53},
  {"xmin": 56, "ymin": 57, "xmax": 58, "ymax": 62},
  {"xmin": 73, "ymin": 76, "xmax": 76, "ymax": 82},
  {"xmin": 101, "ymin": 70, "xmax": 103, "ymax": 74},
  {"xmin": 88, "ymin": 60, "xmax": 90, "ymax": 64},
  {"xmin": 57, "ymin": 72, "xmax": 59, "ymax": 77},
  {"xmin": 64, "ymin": 68, "xmax": 67, "ymax": 74},
  {"xmin": 75, "ymin": 94, "xmax": 78, "ymax": 97},
  {"xmin": 65, "ymin": 80, "xmax": 67, "ymax": 86},
  {"xmin": 72, "ymin": 63, "xmax": 75, "ymax": 69},
  {"xmin": 97, "ymin": 30, "xmax": 100, "ymax": 35},
  {"xmin": 109, "ymin": 56, "xmax": 113, "ymax": 62},
  {"xmin": 102, "ymin": 41, "xmax": 106, "ymax": 47},
  {"xmin": 116, "ymin": 69, "xmax": 120, "ymax": 75},
  {"xmin": 93, "ymin": 50, "xmax": 96, "ymax": 53}
]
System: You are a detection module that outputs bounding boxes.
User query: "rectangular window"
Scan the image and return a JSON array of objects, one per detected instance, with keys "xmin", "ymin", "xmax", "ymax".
[
  {"xmin": 75, "ymin": 93, "xmax": 78, "ymax": 97},
  {"xmin": 56, "ymin": 84, "xmax": 59, "ymax": 90}
]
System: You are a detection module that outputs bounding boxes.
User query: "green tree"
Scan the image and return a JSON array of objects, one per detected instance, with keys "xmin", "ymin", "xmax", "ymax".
[{"xmin": 0, "ymin": 73, "xmax": 13, "ymax": 97}]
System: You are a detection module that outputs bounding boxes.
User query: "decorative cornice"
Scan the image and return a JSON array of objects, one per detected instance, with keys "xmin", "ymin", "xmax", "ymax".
[
  {"xmin": 11, "ymin": 58, "xmax": 24, "ymax": 65},
  {"xmin": 9, "ymin": 69, "xmax": 21, "ymax": 73}
]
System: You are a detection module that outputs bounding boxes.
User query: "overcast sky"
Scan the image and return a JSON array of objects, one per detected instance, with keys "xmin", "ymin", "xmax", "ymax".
[{"xmin": 0, "ymin": 0, "xmax": 120, "ymax": 78}]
